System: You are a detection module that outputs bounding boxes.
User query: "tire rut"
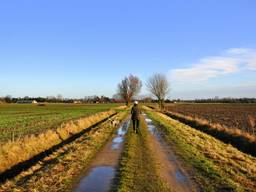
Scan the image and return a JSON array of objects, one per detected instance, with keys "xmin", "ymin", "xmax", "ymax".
[{"xmin": 143, "ymin": 113, "xmax": 198, "ymax": 192}]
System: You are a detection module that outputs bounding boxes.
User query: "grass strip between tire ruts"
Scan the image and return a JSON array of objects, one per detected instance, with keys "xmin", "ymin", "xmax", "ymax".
[{"xmin": 113, "ymin": 116, "xmax": 172, "ymax": 192}]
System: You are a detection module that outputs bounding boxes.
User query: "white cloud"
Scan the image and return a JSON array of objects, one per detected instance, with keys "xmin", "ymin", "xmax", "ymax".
[
  {"xmin": 170, "ymin": 84, "xmax": 256, "ymax": 99},
  {"xmin": 247, "ymin": 58, "xmax": 256, "ymax": 70},
  {"xmin": 169, "ymin": 48, "xmax": 256, "ymax": 83}
]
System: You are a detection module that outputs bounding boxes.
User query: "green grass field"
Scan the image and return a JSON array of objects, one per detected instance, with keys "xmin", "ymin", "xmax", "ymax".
[{"xmin": 0, "ymin": 103, "xmax": 120, "ymax": 142}]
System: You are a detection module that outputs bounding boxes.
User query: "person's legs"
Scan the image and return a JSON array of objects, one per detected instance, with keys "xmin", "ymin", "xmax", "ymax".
[
  {"xmin": 132, "ymin": 119, "xmax": 136, "ymax": 132},
  {"xmin": 136, "ymin": 119, "xmax": 140, "ymax": 134}
]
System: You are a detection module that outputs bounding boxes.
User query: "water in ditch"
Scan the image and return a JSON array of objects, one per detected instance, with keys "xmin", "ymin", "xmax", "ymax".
[{"xmin": 74, "ymin": 120, "xmax": 130, "ymax": 192}]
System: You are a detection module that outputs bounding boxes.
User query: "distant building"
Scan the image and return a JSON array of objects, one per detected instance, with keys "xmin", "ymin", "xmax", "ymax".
[
  {"xmin": 16, "ymin": 100, "xmax": 38, "ymax": 104},
  {"xmin": 73, "ymin": 100, "xmax": 82, "ymax": 104}
]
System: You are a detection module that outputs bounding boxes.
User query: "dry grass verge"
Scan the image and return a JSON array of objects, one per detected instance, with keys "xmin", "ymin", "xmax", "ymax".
[
  {"xmin": 164, "ymin": 110, "xmax": 256, "ymax": 156},
  {"xmin": 0, "ymin": 110, "xmax": 115, "ymax": 176},
  {"xmin": 146, "ymin": 108, "xmax": 256, "ymax": 192}
]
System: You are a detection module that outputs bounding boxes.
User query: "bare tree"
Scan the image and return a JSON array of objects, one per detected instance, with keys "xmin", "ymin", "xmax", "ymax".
[
  {"xmin": 117, "ymin": 74, "xmax": 142, "ymax": 105},
  {"xmin": 146, "ymin": 73, "xmax": 170, "ymax": 110},
  {"xmin": 4, "ymin": 95, "xmax": 12, "ymax": 103}
]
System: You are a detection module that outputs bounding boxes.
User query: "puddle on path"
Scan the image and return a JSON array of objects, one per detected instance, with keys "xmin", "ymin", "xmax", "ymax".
[
  {"xmin": 74, "ymin": 120, "xmax": 130, "ymax": 192},
  {"xmin": 75, "ymin": 167, "xmax": 114, "ymax": 192},
  {"xmin": 143, "ymin": 113, "xmax": 197, "ymax": 192},
  {"xmin": 143, "ymin": 113, "xmax": 162, "ymax": 140},
  {"xmin": 175, "ymin": 170, "xmax": 187, "ymax": 183},
  {"xmin": 111, "ymin": 120, "xmax": 129, "ymax": 150}
]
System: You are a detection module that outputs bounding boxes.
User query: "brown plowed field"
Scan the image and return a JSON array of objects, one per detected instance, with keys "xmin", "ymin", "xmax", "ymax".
[{"xmin": 166, "ymin": 103, "xmax": 256, "ymax": 134}]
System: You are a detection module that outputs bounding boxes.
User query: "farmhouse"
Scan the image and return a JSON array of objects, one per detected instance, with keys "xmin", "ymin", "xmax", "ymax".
[
  {"xmin": 16, "ymin": 100, "xmax": 38, "ymax": 104},
  {"xmin": 73, "ymin": 100, "xmax": 82, "ymax": 104}
]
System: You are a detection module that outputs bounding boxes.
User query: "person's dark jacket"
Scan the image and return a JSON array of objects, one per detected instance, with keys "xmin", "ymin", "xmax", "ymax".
[{"xmin": 131, "ymin": 105, "xmax": 141, "ymax": 120}]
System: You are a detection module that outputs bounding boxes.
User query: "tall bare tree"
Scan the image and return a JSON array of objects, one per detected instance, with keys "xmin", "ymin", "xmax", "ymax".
[
  {"xmin": 146, "ymin": 73, "xmax": 170, "ymax": 110},
  {"xmin": 117, "ymin": 75, "xmax": 142, "ymax": 105}
]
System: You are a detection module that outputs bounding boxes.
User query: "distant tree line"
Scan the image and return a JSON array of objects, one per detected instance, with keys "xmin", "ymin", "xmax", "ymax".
[
  {"xmin": 1, "ymin": 95, "xmax": 255, "ymax": 104},
  {"xmin": 134, "ymin": 97, "xmax": 256, "ymax": 104},
  {"xmin": 193, "ymin": 98, "xmax": 256, "ymax": 103},
  {"xmin": 169, "ymin": 98, "xmax": 256, "ymax": 103},
  {"xmin": 0, "ymin": 95, "xmax": 123, "ymax": 104}
]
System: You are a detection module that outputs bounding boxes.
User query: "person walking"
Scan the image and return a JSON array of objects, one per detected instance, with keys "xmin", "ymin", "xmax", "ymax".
[{"xmin": 131, "ymin": 101, "xmax": 141, "ymax": 134}]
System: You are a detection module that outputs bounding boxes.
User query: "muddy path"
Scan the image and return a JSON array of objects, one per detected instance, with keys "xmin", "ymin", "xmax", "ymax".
[
  {"xmin": 143, "ymin": 113, "xmax": 198, "ymax": 192},
  {"xmin": 74, "ymin": 119, "xmax": 130, "ymax": 192}
]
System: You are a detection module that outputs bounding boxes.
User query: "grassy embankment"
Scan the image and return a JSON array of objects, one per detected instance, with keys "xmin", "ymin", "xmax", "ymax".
[
  {"xmin": 147, "ymin": 104, "xmax": 256, "ymax": 156},
  {"xmin": 0, "ymin": 109, "xmax": 116, "ymax": 177},
  {"xmin": 145, "ymin": 107, "xmax": 256, "ymax": 192},
  {"xmin": 164, "ymin": 110, "xmax": 256, "ymax": 156},
  {"xmin": 0, "ymin": 111, "xmax": 129, "ymax": 192},
  {"xmin": 113, "ymin": 116, "xmax": 172, "ymax": 192}
]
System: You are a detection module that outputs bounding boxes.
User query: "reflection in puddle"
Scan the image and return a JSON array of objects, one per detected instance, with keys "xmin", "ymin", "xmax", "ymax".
[
  {"xmin": 111, "ymin": 143, "xmax": 120, "ymax": 150},
  {"xmin": 112, "ymin": 137, "xmax": 123, "ymax": 143},
  {"xmin": 112, "ymin": 137, "xmax": 124, "ymax": 149},
  {"xmin": 145, "ymin": 118, "xmax": 152, "ymax": 123},
  {"xmin": 147, "ymin": 124, "xmax": 155, "ymax": 133},
  {"xmin": 111, "ymin": 120, "xmax": 130, "ymax": 150},
  {"xmin": 75, "ymin": 166, "xmax": 114, "ymax": 192},
  {"xmin": 117, "ymin": 126, "xmax": 126, "ymax": 135},
  {"xmin": 145, "ymin": 119, "xmax": 162, "ymax": 140},
  {"xmin": 175, "ymin": 170, "xmax": 187, "ymax": 183}
]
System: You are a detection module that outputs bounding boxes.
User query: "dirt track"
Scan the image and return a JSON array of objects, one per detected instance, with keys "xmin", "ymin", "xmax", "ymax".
[
  {"xmin": 73, "ymin": 114, "xmax": 198, "ymax": 192},
  {"xmin": 143, "ymin": 114, "xmax": 197, "ymax": 192}
]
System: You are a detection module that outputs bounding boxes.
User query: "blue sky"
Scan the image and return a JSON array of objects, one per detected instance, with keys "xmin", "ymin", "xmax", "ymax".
[{"xmin": 0, "ymin": 0, "xmax": 256, "ymax": 99}]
